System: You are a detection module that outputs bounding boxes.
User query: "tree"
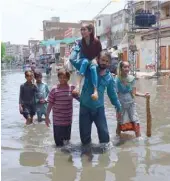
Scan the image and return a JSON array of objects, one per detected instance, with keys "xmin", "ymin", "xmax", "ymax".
[
  {"xmin": 3, "ymin": 55, "xmax": 15, "ymax": 64},
  {"xmin": 1, "ymin": 42, "xmax": 6, "ymax": 60}
]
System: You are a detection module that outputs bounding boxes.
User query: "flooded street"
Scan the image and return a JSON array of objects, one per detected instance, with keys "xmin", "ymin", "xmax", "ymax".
[{"xmin": 1, "ymin": 69, "xmax": 170, "ymax": 181}]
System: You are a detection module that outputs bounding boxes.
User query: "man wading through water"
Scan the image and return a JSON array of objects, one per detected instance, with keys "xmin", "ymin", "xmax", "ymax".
[{"xmin": 70, "ymin": 50, "xmax": 122, "ymax": 145}]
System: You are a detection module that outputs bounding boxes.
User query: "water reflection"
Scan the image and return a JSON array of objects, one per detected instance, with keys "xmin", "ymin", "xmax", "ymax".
[{"xmin": 19, "ymin": 151, "xmax": 48, "ymax": 167}]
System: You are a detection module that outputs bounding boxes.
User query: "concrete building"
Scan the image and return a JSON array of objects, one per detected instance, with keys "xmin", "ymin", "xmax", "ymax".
[
  {"xmin": 5, "ymin": 42, "xmax": 19, "ymax": 59},
  {"xmin": 120, "ymin": 1, "xmax": 170, "ymax": 71},
  {"xmin": 111, "ymin": 9, "xmax": 129, "ymax": 46},
  {"xmin": 43, "ymin": 17, "xmax": 81, "ymax": 40},
  {"xmin": 95, "ymin": 14, "xmax": 112, "ymax": 49},
  {"xmin": 28, "ymin": 40, "xmax": 40, "ymax": 62},
  {"xmin": 4, "ymin": 42, "xmax": 30, "ymax": 62},
  {"xmin": 20, "ymin": 45, "xmax": 30, "ymax": 61}
]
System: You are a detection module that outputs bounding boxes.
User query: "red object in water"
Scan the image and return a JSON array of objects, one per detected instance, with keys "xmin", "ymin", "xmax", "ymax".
[{"xmin": 119, "ymin": 122, "xmax": 140, "ymax": 132}]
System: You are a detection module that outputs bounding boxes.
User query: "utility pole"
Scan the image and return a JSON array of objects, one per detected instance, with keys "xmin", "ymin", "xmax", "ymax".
[
  {"xmin": 155, "ymin": 0, "xmax": 161, "ymax": 77},
  {"xmin": 126, "ymin": 1, "xmax": 137, "ymax": 77}
]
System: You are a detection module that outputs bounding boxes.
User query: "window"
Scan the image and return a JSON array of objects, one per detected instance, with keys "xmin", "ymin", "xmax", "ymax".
[
  {"xmin": 165, "ymin": 7, "xmax": 170, "ymax": 17},
  {"xmin": 98, "ymin": 20, "xmax": 101, "ymax": 26}
]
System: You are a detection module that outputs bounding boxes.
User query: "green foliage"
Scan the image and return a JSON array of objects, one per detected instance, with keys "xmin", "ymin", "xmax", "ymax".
[
  {"xmin": 2, "ymin": 55, "xmax": 15, "ymax": 63},
  {"xmin": 1, "ymin": 42, "xmax": 6, "ymax": 59}
]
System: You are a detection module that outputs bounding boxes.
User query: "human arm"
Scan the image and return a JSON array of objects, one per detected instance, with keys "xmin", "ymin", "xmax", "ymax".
[
  {"xmin": 45, "ymin": 84, "xmax": 50, "ymax": 102},
  {"xmin": 19, "ymin": 85, "xmax": 24, "ymax": 113},
  {"xmin": 45, "ymin": 88, "xmax": 55, "ymax": 127},
  {"xmin": 131, "ymin": 80, "xmax": 150, "ymax": 98},
  {"xmin": 133, "ymin": 88, "xmax": 150, "ymax": 98},
  {"xmin": 45, "ymin": 102, "xmax": 53, "ymax": 127},
  {"xmin": 107, "ymin": 77, "xmax": 122, "ymax": 113},
  {"xmin": 71, "ymin": 85, "xmax": 80, "ymax": 101}
]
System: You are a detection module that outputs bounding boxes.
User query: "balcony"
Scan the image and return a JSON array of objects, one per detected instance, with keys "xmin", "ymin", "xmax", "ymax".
[{"xmin": 160, "ymin": 17, "xmax": 170, "ymax": 28}]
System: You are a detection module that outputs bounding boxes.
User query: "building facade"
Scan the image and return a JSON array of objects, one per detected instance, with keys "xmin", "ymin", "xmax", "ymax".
[
  {"xmin": 95, "ymin": 14, "xmax": 112, "ymax": 49},
  {"xmin": 111, "ymin": 9, "xmax": 128, "ymax": 47},
  {"xmin": 43, "ymin": 17, "xmax": 81, "ymax": 40},
  {"xmin": 4, "ymin": 42, "xmax": 29, "ymax": 62},
  {"xmin": 120, "ymin": 1, "xmax": 170, "ymax": 71}
]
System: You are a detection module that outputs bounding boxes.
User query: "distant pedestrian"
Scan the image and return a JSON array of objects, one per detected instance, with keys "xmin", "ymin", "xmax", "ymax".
[
  {"xmin": 45, "ymin": 69, "xmax": 79, "ymax": 147},
  {"xmin": 31, "ymin": 62, "xmax": 36, "ymax": 74},
  {"xmin": 19, "ymin": 70, "xmax": 38, "ymax": 125},
  {"xmin": 35, "ymin": 71, "xmax": 49, "ymax": 122},
  {"xmin": 45, "ymin": 62, "xmax": 52, "ymax": 76},
  {"xmin": 24, "ymin": 60, "xmax": 31, "ymax": 71}
]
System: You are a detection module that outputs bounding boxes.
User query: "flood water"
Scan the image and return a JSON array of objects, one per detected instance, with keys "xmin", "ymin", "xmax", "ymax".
[{"xmin": 1, "ymin": 69, "xmax": 170, "ymax": 181}]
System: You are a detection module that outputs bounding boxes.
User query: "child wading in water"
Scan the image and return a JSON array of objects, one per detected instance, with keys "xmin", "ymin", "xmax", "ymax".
[
  {"xmin": 116, "ymin": 61, "xmax": 150, "ymax": 138},
  {"xmin": 70, "ymin": 23, "xmax": 102, "ymax": 100},
  {"xmin": 35, "ymin": 71, "xmax": 49, "ymax": 122},
  {"xmin": 45, "ymin": 69, "xmax": 79, "ymax": 147},
  {"xmin": 19, "ymin": 70, "xmax": 38, "ymax": 125}
]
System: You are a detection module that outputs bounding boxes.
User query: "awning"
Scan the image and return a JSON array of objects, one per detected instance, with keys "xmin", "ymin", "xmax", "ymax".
[
  {"xmin": 60, "ymin": 37, "xmax": 79, "ymax": 44},
  {"xmin": 39, "ymin": 40, "xmax": 62, "ymax": 46}
]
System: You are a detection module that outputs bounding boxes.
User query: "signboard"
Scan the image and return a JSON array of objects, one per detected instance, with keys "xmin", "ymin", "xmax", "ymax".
[{"xmin": 64, "ymin": 28, "xmax": 73, "ymax": 38}]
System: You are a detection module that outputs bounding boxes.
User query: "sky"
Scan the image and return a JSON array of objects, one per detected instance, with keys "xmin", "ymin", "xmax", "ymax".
[{"xmin": 1, "ymin": 0, "xmax": 125, "ymax": 44}]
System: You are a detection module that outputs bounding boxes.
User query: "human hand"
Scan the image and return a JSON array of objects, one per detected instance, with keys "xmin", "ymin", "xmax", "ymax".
[
  {"xmin": 112, "ymin": 73, "xmax": 116, "ymax": 77},
  {"xmin": 45, "ymin": 117, "xmax": 51, "ymax": 127},
  {"xmin": 19, "ymin": 105, "xmax": 23, "ymax": 114},
  {"xmin": 40, "ymin": 99, "xmax": 45, "ymax": 103},
  {"xmin": 145, "ymin": 92, "xmax": 150, "ymax": 98}
]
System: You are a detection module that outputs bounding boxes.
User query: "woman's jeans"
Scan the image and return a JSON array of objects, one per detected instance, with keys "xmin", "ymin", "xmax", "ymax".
[
  {"xmin": 79, "ymin": 105, "xmax": 110, "ymax": 145},
  {"xmin": 70, "ymin": 51, "xmax": 98, "ymax": 88}
]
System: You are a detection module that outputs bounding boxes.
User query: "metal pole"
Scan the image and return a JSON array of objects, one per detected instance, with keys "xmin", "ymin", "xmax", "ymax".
[
  {"xmin": 155, "ymin": 0, "xmax": 161, "ymax": 76},
  {"xmin": 127, "ymin": 1, "xmax": 136, "ymax": 77},
  {"xmin": 93, "ymin": 1, "xmax": 112, "ymax": 19}
]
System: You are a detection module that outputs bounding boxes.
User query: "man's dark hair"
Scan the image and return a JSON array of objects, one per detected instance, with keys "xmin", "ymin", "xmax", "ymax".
[
  {"xmin": 113, "ymin": 46, "xmax": 118, "ymax": 50},
  {"xmin": 25, "ymin": 70, "xmax": 32, "ymax": 76},
  {"xmin": 34, "ymin": 71, "xmax": 42, "ymax": 78},
  {"xmin": 100, "ymin": 51, "xmax": 112, "ymax": 63}
]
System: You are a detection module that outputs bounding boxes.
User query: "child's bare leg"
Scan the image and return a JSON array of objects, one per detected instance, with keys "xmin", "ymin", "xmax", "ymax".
[
  {"xmin": 91, "ymin": 87, "xmax": 98, "ymax": 100},
  {"xmin": 134, "ymin": 123, "xmax": 141, "ymax": 137},
  {"xmin": 116, "ymin": 123, "xmax": 121, "ymax": 136},
  {"xmin": 72, "ymin": 74, "xmax": 83, "ymax": 95}
]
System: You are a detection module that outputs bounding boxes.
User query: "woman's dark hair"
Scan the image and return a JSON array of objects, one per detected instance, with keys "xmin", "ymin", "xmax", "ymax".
[
  {"xmin": 119, "ymin": 61, "xmax": 124, "ymax": 69},
  {"xmin": 57, "ymin": 69, "xmax": 70, "ymax": 80},
  {"xmin": 82, "ymin": 23, "xmax": 95, "ymax": 40},
  {"xmin": 117, "ymin": 61, "xmax": 130, "ymax": 78}
]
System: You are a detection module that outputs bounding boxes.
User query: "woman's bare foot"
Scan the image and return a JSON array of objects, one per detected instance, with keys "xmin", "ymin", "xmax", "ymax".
[
  {"xmin": 91, "ymin": 90, "xmax": 98, "ymax": 100},
  {"xmin": 72, "ymin": 85, "xmax": 80, "ymax": 95}
]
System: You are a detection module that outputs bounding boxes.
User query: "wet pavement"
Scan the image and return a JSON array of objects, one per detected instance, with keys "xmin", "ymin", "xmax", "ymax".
[{"xmin": 1, "ymin": 69, "xmax": 170, "ymax": 181}]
